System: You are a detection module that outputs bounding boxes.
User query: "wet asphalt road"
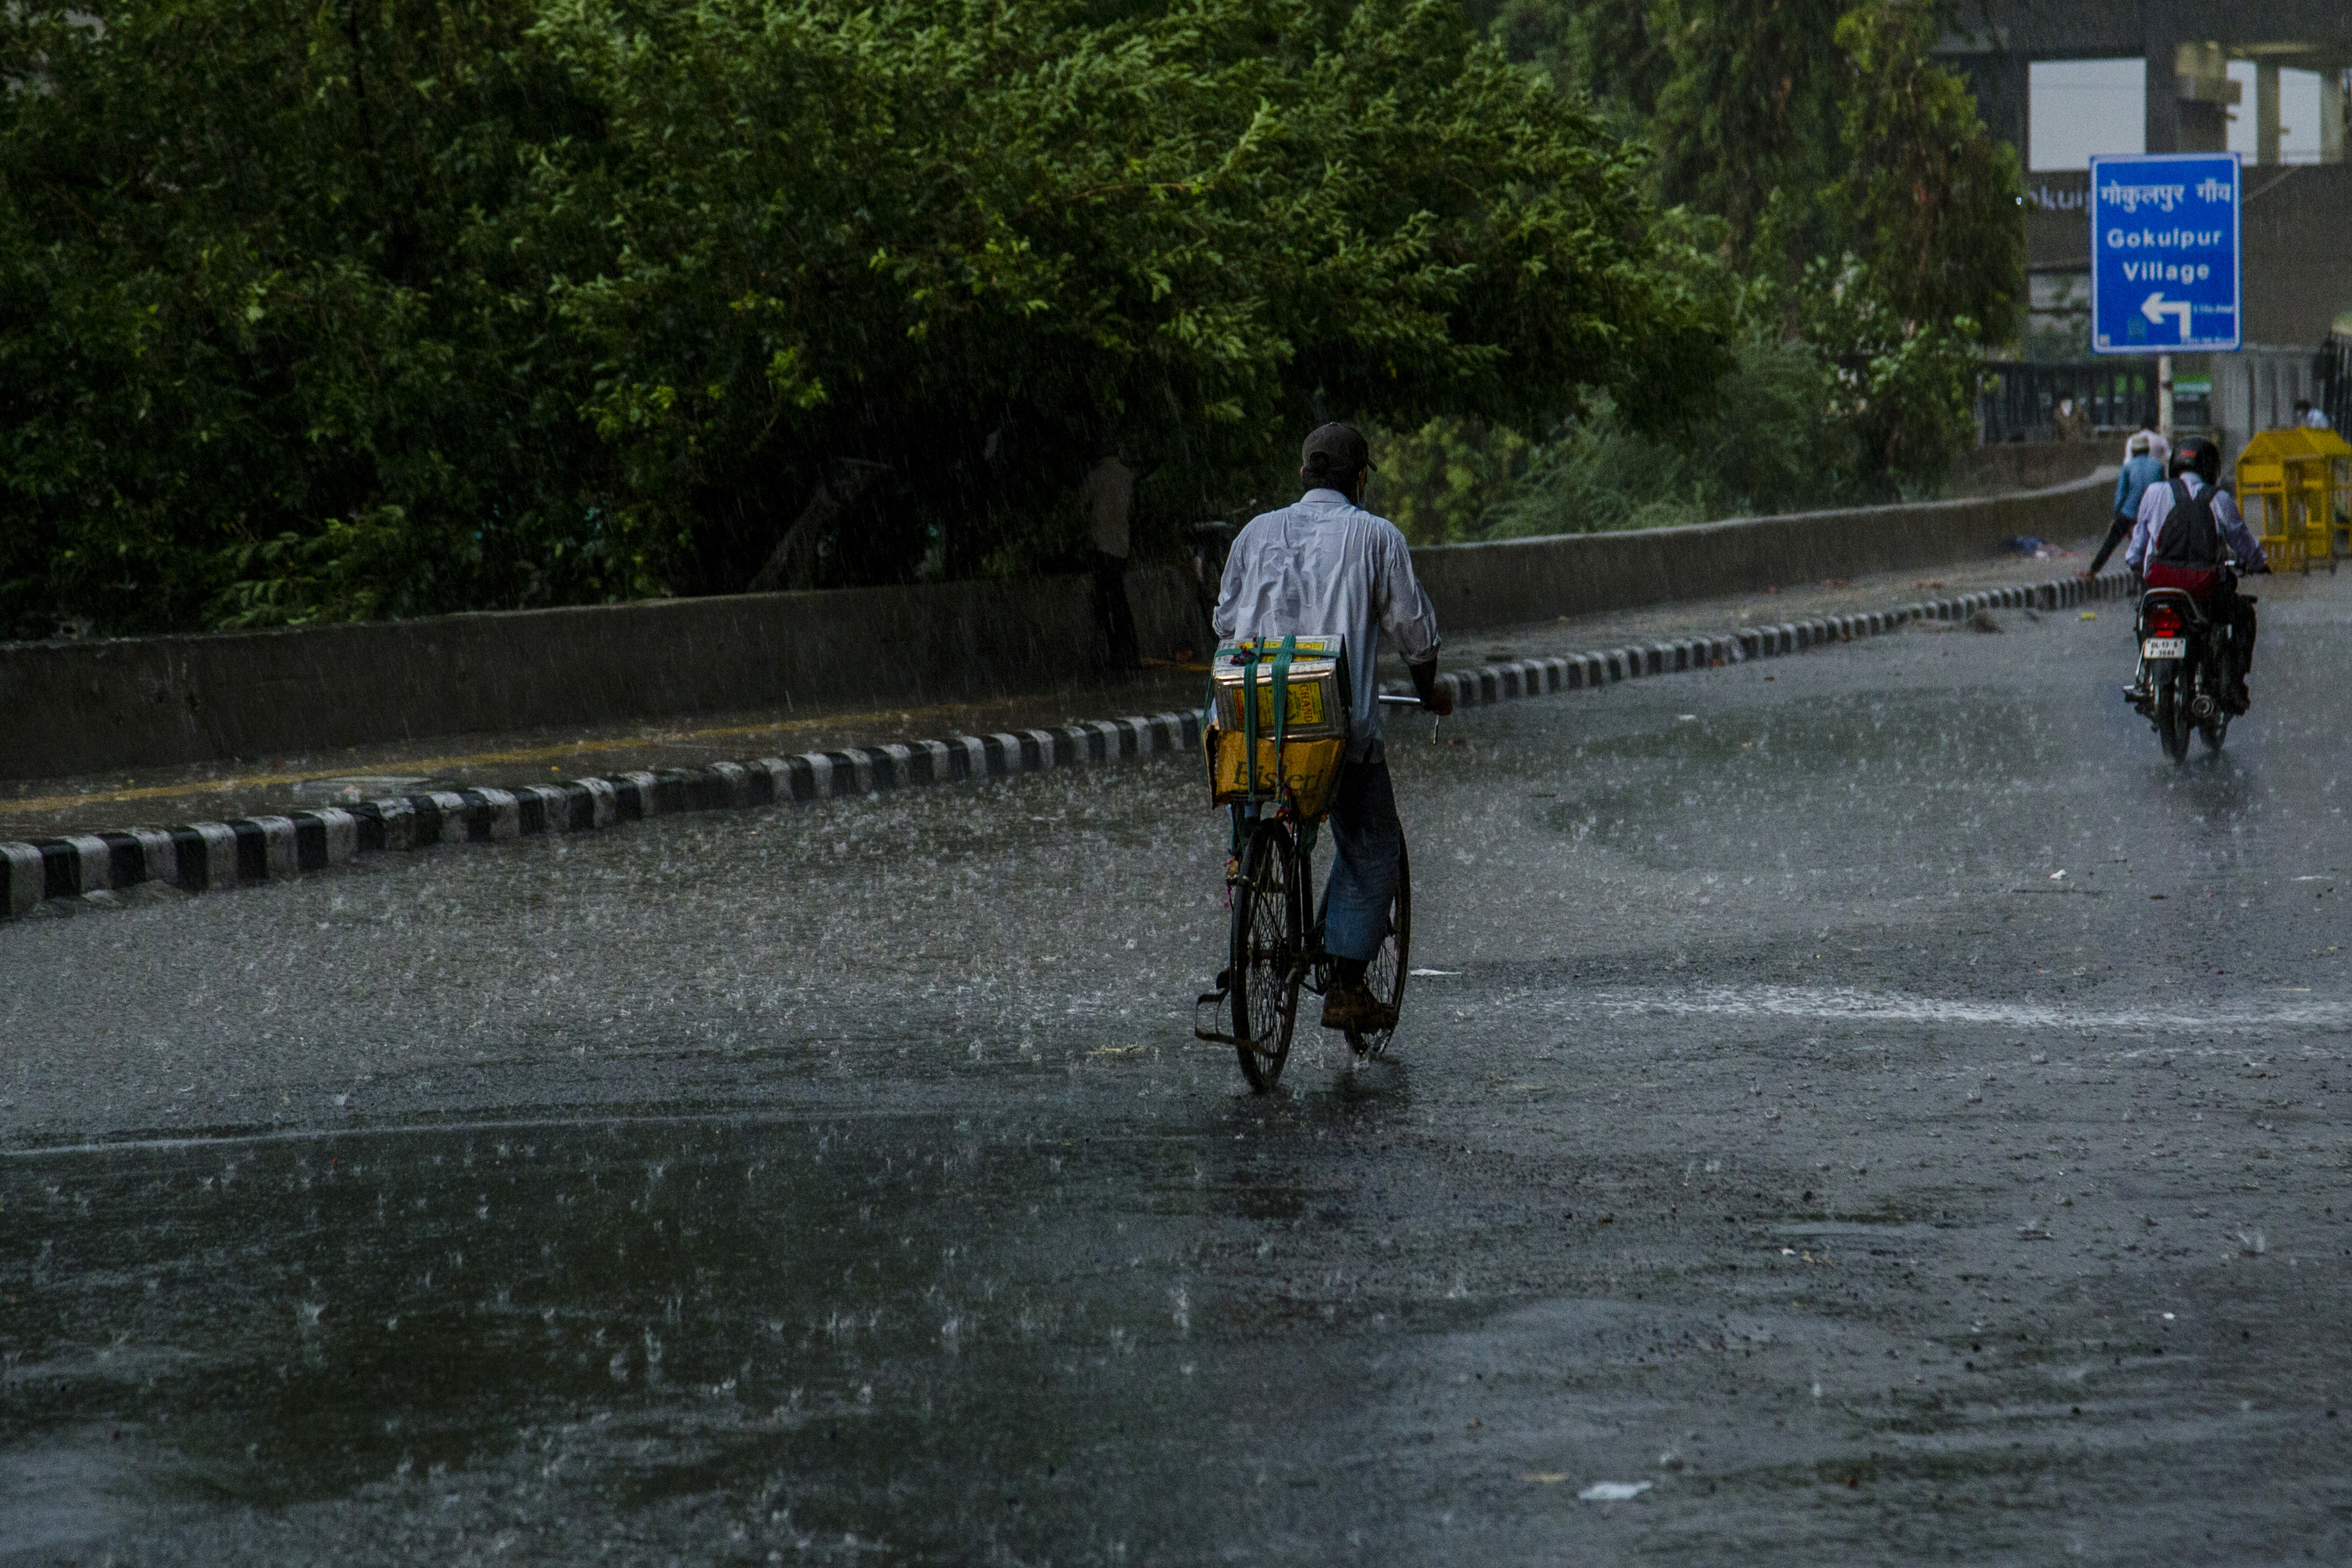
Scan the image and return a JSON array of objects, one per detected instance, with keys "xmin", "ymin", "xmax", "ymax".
[{"xmin": 4, "ymin": 575, "xmax": 2351, "ymax": 1565}]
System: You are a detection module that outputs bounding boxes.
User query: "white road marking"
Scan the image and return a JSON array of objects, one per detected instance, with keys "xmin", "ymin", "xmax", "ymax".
[{"xmin": 1592, "ymin": 983, "xmax": 2352, "ymax": 1033}]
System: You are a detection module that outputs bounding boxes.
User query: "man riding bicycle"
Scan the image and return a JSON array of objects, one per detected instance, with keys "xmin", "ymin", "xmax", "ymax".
[
  {"xmin": 2124, "ymin": 434, "xmax": 2266, "ymax": 711},
  {"xmin": 1213, "ymin": 423, "xmax": 1452, "ymax": 1033}
]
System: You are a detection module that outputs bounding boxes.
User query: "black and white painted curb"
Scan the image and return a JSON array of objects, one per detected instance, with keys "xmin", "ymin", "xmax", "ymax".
[
  {"xmin": 2, "ymin": 569, "xmax": 2137, "ymax": 920},
  {"xmin": 1392, "ymin": 568, "xmax": 2138, "ymax": 706}
]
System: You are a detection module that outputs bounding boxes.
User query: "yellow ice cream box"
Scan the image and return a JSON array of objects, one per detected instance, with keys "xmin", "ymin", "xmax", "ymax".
[
  {"xmin": 1205, "ymin": 637, "xmax": 1351, "ymax": 740},
  {"xmin": 1204, "ymin": 730, "xmax": 1348, "ymax": 818},
  {"xmin": 1202, "ymin": 637, "xmax": 1352, "ymax": 817}
]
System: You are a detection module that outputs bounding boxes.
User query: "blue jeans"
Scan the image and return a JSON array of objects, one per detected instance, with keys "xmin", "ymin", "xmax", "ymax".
[{"xmin": 1318, "ymin": 744, "xmax": 1401, "ymax": 962}]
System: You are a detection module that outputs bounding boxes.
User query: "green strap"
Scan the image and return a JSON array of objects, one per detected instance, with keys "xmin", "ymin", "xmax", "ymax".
[
  {"xmin": 1271, "ymin": 636, "xmax": 1318, "ymax": 892},
  {"xmin": 1239, "ymin": 640, "xmax": 1260, "ymax": 810},
  {"xmin": 1270, "ymin": 634, "xmax": 1295, "ymax": 809},
  {"xmin": 1217, "ymin": 635, "xmax": 1300, "ymax": 817}
]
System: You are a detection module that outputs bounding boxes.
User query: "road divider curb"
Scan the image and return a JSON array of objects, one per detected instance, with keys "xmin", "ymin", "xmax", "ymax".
[
  {"xmin": 2, "ymin": 569, "xmax": 2135, "ymax": 921},
  {"xmin": 1390, "ymin": 569, "xmax": 2138, "ymax": 712},
  {"xmin": 1, "ymin": 713, "xmax": 1205, "ymax": 920}
]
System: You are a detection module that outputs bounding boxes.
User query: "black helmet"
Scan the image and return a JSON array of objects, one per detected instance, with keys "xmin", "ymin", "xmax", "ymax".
[{"xmin": 2169, "ymin": 435, "xmax": 2221, "ymax": 485}]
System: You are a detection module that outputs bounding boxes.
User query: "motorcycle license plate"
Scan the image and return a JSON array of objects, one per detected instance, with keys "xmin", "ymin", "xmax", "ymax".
[{"xmin": 2141, "ymin": 637, "xmax": 2187, "ymax": 659}]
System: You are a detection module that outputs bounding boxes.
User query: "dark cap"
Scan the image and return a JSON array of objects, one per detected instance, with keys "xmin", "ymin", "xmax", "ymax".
[{"xmin": 1300, "ymin": 422, "xmax": 1371, "ymax": 484}]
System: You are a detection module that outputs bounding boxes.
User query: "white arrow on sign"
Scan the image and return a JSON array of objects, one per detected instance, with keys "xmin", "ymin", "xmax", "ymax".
[{"xmin": 2141, "ymin": 292, "xmax": 2193, "ymax": 341}]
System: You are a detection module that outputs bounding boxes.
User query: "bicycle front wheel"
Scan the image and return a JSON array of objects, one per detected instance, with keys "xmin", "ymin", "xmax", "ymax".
[
  {"xmin": 1230, "ymin": 820, "xmax": 1303, "ymax": 1092},
  {"xmin": 1347, "ymin": 837, "xmax": 1411, "ymax": 1058}
]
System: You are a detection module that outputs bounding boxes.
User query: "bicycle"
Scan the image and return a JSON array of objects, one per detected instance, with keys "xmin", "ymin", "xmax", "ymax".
[{"xmin": 1197, "ymin": 688, "xmax": 1418, "ymax": 1093}]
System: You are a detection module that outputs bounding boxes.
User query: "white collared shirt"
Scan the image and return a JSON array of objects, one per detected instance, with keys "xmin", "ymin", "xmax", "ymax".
[{"xmin": 1213, "ymin": 489, "xmax": 1441, "ymax": 757}]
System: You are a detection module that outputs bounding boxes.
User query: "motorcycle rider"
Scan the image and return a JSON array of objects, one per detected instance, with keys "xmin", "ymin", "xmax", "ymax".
[
  {"xmin": 1214, "ymin": 422, "xmax": 1451, "ymax": 1033},
  {"xmin": 2123, "ymin": 435, "xmax": 2266, "ymax": 711}
]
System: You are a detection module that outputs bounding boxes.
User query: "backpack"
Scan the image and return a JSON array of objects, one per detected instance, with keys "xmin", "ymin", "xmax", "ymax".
[{"xmin": 2152, "ymin": 479, "xmax": 2222, "ymax": 568}]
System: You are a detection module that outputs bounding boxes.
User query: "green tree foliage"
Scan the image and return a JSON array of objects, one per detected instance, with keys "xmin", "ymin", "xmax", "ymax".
[
  {"xmin": 1368, "ymin": 417, "xmax": 1533, "ymax": 543},
  {"xmin": 1376, "ymin": 334, "xmax": 1856, "ymax": 543},
  {"xmin": 0, "ymin": 0, "xmax": 1728, "ymax": 637},
  {"xmin": 1453, "ymin": 0, "xmax": 2024, "ymax": 508},
  {"xmin": 1647, "ymin": 0, "xmax": 1845, "ymax": 271},
  {"xmin": 1797, "ymin": 0, "xmax": 2023, "ymax": 493},
  {"xmin": 1823, "ymin": 0, "xmax": 2021, "ymax": 343},
  {"xmin": 534, "ymin": 0, "xmax": 1731, "ymax": 592},
  {"xmin": 1464, "ymin": 0, "xmax": 1666, "ymax": 137},
  {"xmin": 0, "ymin": 0, "xmax": 632, "ymax": 637}
]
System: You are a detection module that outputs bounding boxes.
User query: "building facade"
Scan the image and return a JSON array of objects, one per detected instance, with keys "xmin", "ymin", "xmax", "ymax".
[{"xmin": 1936, "ymin": 2, "xmax": 2352, "ymax": 448}]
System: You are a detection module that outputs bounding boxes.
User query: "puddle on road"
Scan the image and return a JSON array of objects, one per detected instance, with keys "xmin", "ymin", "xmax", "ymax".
[
  {"xmin": 8, "ymin": 1100, "xmax": 2341, "ymax": 1564},
  {"xmin": 0, "ymin": 1098, "xmax": 1531, "ymax": 1560}
]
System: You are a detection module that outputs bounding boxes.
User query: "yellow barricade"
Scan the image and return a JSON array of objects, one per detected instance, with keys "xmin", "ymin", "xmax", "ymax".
[{"xmin": 2236, "ymin": 426, "xmax": 2352, "ymax": 575}]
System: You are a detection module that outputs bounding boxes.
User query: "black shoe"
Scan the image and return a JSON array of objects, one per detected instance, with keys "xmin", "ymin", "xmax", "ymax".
[{"xmin": 2227, "ymin": 680, "xmax": 2250, "ymax": 715}]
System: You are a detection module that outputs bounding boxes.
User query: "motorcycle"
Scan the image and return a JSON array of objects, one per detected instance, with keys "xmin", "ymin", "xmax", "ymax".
[{"xmin": 2125, "ymin": 558, "xmax": 2247, "ymax": 763}]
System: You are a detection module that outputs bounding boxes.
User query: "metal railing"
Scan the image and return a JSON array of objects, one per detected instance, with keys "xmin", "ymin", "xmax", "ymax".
[
  {"xmin": 1976, "ymin": 362, "xmax": 2163, "ymax": 445},
  {"xmin": 2319, "ymin": 334, "xmax": 2352, "ymax": 437}
]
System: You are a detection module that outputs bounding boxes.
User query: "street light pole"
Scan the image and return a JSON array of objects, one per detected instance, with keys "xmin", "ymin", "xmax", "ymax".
[{"xmin": 2159, "ymin": 353, "xmax": 2174, "ymax": 441}]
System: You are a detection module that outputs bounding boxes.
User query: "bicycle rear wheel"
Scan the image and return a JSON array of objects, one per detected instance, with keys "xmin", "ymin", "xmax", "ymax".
[
  {"xmin": 1230, "ymin": 820, "xmax": 1303, "ymax": 1092},
  {"xmin": 1347, "ymin": 837, "xmax": 1411, "ymax": 1058}
]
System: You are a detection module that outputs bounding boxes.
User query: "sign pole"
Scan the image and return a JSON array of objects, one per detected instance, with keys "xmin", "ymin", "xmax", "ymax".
[{"xmin": 2159, "ymin": 354, "xmax": 2174, "ymax": 441}]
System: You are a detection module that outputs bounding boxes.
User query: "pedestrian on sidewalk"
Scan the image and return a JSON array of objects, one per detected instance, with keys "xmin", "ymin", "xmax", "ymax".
[
  {"xmin": 1080, "ymin": 445, "xmax": 1140, "ymax": 674},
  {"xmin": 2086, "ymin": 426, "xmax": 2167, "ymax": 577}
]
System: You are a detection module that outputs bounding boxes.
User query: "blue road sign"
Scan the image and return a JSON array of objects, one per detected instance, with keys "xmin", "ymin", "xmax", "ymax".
[{"xmin": 2089, "ymin": 153, "xmax": 2241, "ymax": 355}]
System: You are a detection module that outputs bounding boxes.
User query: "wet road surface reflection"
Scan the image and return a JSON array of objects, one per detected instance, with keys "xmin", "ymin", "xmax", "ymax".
[
  {"xmin": 6, "ymin": 581, "xmax": 2352, "ymax": 1563},
  {"xmin": 9, "ymin": 1087, "xmax": 1597, "ymax": 1564}
]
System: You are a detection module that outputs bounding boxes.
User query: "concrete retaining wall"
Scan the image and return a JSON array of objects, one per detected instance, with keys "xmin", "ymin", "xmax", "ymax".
[
  {"xmin": 1950, "ymin": 441, "xmax": 2111, "ymax": 494},
  {"xmin": 0, "ymin": 567, "xmax": 1205, "ymax": 781},
  {"xmin": 0, "ymin": 474, "xmax": 2109, "ymax": 781},
  {"xmin": 1408, "ymin": 472, "xmax": 2106, "ymax": 634}
]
